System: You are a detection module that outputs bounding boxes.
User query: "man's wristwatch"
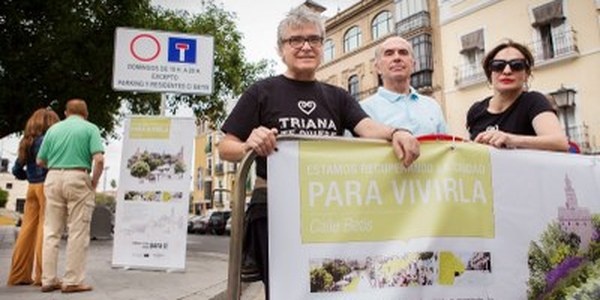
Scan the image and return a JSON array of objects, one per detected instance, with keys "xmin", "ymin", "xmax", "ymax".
[{"xmin": 390, "ymin": 128, "xmax": 412, "ymax": 141}]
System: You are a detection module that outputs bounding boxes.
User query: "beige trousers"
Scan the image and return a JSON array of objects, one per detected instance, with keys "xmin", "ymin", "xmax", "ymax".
[{"xmin": 42, "ymin": 170, "xmax": 95, "ymax": 286}]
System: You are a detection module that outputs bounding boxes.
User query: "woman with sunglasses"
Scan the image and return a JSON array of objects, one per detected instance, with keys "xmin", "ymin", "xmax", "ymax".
[{"xmin": 466, "ymin": 40, "xmax": 568, "ymax": 151}]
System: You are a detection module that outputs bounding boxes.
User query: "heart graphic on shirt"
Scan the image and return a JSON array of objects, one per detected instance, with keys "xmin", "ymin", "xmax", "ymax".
[{"xmin": 298, "ymin": 100, "xmax": 316, "ymax": 115}]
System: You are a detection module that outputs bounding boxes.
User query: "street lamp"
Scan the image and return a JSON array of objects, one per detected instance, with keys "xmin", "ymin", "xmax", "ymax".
[{"xmin": 550, "ymin": 85, "xmax": 576, "ymax": 139}]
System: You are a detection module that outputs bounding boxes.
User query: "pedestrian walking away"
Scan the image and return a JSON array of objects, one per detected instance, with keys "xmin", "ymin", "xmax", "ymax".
[{"xmin": 36, "ymin": 98, "xmax": 105, "ymax": 293}]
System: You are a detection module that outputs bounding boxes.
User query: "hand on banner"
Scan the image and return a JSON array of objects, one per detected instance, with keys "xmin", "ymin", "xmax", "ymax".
[
  {"xmin": 245, "ymin": 126, "xmax": 279, "ymax": 157},
  {"xmin": 391, "ymin": 130, "xmax": 420, "ymax": 167},
  {"xmin": 474, "ymin": 129, "xmax": 514, "ymax": 148}
]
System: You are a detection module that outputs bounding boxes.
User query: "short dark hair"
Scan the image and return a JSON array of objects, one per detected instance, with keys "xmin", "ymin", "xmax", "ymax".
[{"xmin": 482, "ymin": 40, "xmax": 534, "ymax": 82}]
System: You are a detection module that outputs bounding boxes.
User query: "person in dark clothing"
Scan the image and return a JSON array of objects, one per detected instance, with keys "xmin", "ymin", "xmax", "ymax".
[
  {"xmin": 218, "ymin": 6, "xmax": 421, "ymax": 298},
  {"xmin": 466, "ymin": 40, "xmax": 568, "ymax": 151}
]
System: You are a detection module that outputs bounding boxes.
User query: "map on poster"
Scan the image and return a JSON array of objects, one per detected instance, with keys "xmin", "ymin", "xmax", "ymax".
[
  {"xmin": 268, "ymin": 138, "xmax": 600, "ymax": 299},
  {"xmin": 112, "ymin": 116, "xmax": 194, "ymax": 270}
]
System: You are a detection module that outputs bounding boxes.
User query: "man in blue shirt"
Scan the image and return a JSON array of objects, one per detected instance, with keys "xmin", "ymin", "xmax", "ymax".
[{"xmin": 361, "ymin": 36, "xmax": 447, "ymax": 136}]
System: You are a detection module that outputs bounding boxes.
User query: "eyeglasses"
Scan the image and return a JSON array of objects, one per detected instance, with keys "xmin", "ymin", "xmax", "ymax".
[
  {"xmin": 488, "ymin": 59, "xmax": 529, "ymax": 72},
  {"xmin": 281, "ymin": 35, "xmax": 323, "ymax": 49}
]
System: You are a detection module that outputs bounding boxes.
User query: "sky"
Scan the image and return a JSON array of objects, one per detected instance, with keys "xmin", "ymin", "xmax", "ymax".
[{"xmin": 0, "ymin": 0, "xmax": 359, "ymax": 191}]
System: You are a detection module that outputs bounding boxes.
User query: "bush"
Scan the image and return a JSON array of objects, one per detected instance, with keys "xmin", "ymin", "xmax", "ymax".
[
  {"xmin": 310, "ymin": 267, "xmax": 334, "ymax": 292},
  {"xmin": 0, "ymin": 188, "xmax": 8, "ymax": 208},
  {"xmin": 95, "ymin": 193, "xmax": 116, "ymax": 211}
]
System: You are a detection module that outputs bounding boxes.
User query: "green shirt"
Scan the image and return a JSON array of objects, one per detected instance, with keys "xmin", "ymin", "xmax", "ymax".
[{"xmin": 38, "ymin": 115, "xmax": 104, "ymax": 170}]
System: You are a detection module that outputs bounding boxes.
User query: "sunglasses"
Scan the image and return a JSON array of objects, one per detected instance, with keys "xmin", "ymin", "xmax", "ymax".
[{"xmin": 488, "ymin": 59, "xmax": 529, "ymax": 72}]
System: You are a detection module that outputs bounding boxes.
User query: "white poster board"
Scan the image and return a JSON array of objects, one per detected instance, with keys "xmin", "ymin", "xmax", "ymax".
[
  {"xmin": 112, "ymin": 27, "xmax": 214, "ymax": 94},
  {"xmin": 112, "ymin": 116, "xmax": 194, "ymax": 271},
  {"xmin": 268, "ymin": 139, "xmax": 600, "ymax": 299}
]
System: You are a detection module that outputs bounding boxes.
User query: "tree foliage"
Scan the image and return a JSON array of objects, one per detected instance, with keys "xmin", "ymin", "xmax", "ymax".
[
  {"xmin": 322, "ymin": 260, "xmax": 351, "ymax": 282},
  {"xmin": 0, "ymin": 0, "xmax": 274, "ymax": 138},
  {"xmin": 130, "ymin": 160, "xmax": 150, "ymax": 178},
  {"xmin": 310, "ymin": 267, "xmax": 334, "ymax": 293}
]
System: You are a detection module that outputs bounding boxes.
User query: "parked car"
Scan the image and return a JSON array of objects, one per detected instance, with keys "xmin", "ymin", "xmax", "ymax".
[
  {"xmin": 224, "ymin": 217, "xmax": 231, "ymax": 235},
  {"xmin": 187, "ymin": 215, "xmax": 200, "ymax": 233},
  {"xmin": 188, "ymin": 214, "xmax": 211, "ymax": 234},
  {"xmin": 207, "ymin": 210, "xmax": 231, "ymax": 235}
]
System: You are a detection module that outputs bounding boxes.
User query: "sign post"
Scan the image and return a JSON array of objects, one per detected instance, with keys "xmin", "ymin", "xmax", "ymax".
[
  {"xmin": 113, "ymin": 27, "xmax": 214, "ymax": 95},
  {"xmin": 111, "ymin": 27, "xmax": 214, "ymax": 271}
]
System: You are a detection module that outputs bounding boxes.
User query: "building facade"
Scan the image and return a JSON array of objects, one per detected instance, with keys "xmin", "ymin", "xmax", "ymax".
[
  {"xmin": 316, "ymin": 0, "xmax": 444, "ymax": 106},
  {"xmin": 558, "ymin": 174, "xmax": 593, "ymax": 251},
  {"xmin": 192, "ymin": 119, "xmax": 253, "ymax": 216},
  {"xmin": 438, "ymin": 0, "xmax": 600, "ymax": 152},
  {"xmin": 191, "ymin": 121, "xmax": 239, "ymax": 215},
  {"xmin": 0, "ymin": 172, "xmax": 27, "ymax": 213}
]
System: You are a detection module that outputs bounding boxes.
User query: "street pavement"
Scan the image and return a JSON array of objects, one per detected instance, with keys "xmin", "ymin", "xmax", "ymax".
[{"xmin": 0, "ymin": 225, "xmax": 265, "ymax": 300}]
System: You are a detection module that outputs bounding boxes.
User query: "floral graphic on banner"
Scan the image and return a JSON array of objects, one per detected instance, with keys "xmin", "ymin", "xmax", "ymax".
[{"xmin": 528, "ymin": 174, "xmax": 600, "ymax": 299}]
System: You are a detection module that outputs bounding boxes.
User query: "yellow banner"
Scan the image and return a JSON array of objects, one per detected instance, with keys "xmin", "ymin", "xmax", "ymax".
[
  {"xmin": 299, "ymin": 140, "xmax": 494, "ymax": 243},
  {"xmin": 129, "ymin": 117, "xmax": 171, "ymax": 139}
]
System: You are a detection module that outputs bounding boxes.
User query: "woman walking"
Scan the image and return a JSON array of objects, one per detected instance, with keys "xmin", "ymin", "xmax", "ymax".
[{"xmin": 7, "ymin": 108, "xmax": 60, "ymax": 286}]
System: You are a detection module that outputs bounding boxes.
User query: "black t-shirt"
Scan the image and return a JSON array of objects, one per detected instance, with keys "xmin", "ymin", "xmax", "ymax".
[
  {"xmin": 466, "ymin": 91, "xmax": 554, "ymax": 140},
  {"xmin": 221, "ymin": 75, "xmax": 368, "ymax": 179}
]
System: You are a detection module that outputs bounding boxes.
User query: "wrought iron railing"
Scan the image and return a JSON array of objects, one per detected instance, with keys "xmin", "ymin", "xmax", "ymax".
[
  {"xmin": 396, "ymin": 11, "xmax": 431, "ymax": 36},
  {"xmin": 214, "ymin": 163, "xmax": 224, "ymax": 175},
  {"xmin": 529, "ymin": 28, "xmax": 578, "ymax": 63},
  {"xmin": 454, "ymin": 63, "xmax": 486, "ymax": 86},
  {"xmin": 566, "ymin": 123, "xmax": 591, "ymax": 153},
  {"xmin": 411, "ymin": 70, "xmax": 433, "ymax": 90}
]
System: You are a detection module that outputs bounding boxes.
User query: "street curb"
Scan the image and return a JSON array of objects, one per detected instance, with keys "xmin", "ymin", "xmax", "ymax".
[{"xmin": 209, "ymin": 282, "xmax": 265, "ymax": 300}]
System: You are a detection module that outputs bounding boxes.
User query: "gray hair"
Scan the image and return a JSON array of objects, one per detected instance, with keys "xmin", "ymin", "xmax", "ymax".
[
  {"xmin": 277, "ymin": 6, "xmax": 325, "ymax": 50},
  {"xmin": 374, "ymin": 36, "xmax": 414, "ymax": 62}
]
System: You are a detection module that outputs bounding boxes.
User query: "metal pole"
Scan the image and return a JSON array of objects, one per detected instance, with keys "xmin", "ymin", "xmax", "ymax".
[
  {"xmin": 103, "ymin": 166, "xmax": 110, "ymax": 192},
  {"xmin": 227, "ymin": 150, "xmax": 256, "ymax": 300},
  {"xmin": 563, "ymin": 107, "xmax": 571, "ymax": 140},
  {"xmin": 160, "ymin": 93, "xmax": 167, "ymax": 116}
]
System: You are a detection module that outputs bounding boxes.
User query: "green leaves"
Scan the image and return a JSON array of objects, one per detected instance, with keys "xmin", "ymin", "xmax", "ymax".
[{"xmin": 0, "ymin": 0, "xmax": 273, "ymax": 138}]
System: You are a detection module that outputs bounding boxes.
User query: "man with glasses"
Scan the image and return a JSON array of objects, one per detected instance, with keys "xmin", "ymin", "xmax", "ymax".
[
  {"xmin": 361, "ymin": 36, "xmax": 448, "ymax": 136},
  {"xmin": 218, "ymin": 6, "xmax": 420, "ymax": 298}
]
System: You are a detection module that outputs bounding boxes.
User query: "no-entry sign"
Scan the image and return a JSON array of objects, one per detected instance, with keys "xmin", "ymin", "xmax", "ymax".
[{"xmin": 113, "ymin": 27, "xmax": 214, "ymax": 95}]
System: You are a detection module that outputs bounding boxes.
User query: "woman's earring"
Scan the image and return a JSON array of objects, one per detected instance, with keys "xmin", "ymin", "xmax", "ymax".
[{"xmin": 523, "ymin": 81, "xmax": 529, "ymax": 91}]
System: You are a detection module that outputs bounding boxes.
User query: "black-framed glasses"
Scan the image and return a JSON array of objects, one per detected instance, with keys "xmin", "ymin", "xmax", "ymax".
[
  {"xmin": 488, "ymin": 59, "xmax": 529, "ymax": 72},
  {"xmin": 281, "ymin": 35, "xmax": 323, "ymax": 49}
]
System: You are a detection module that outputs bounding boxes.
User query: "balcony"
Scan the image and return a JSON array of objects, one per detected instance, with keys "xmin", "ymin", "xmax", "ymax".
[
  {"xmin": 411, "ymin": 70, "xmax": 433, "ymax": 91},
  {"xmin": 396, "ymin": 11, "xmax": 431, "ymax": 37},
  {"xmin": 530, "ymin": 28, "xmax": 578, "ymax": 64},
  {"xmin": 454, "ymin": 63, "xmax": 486, "ymax": 87},
  {"xmin": 226, "ymin": 163, "xmax": 237, "ymax": 173},
  {"xmin": 214, "ymin": 163, "xmax": 224, "ymax": 175},
  {"xmin": 566, "ymin": 123, "xmax": 592, "ymax": 154}
]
